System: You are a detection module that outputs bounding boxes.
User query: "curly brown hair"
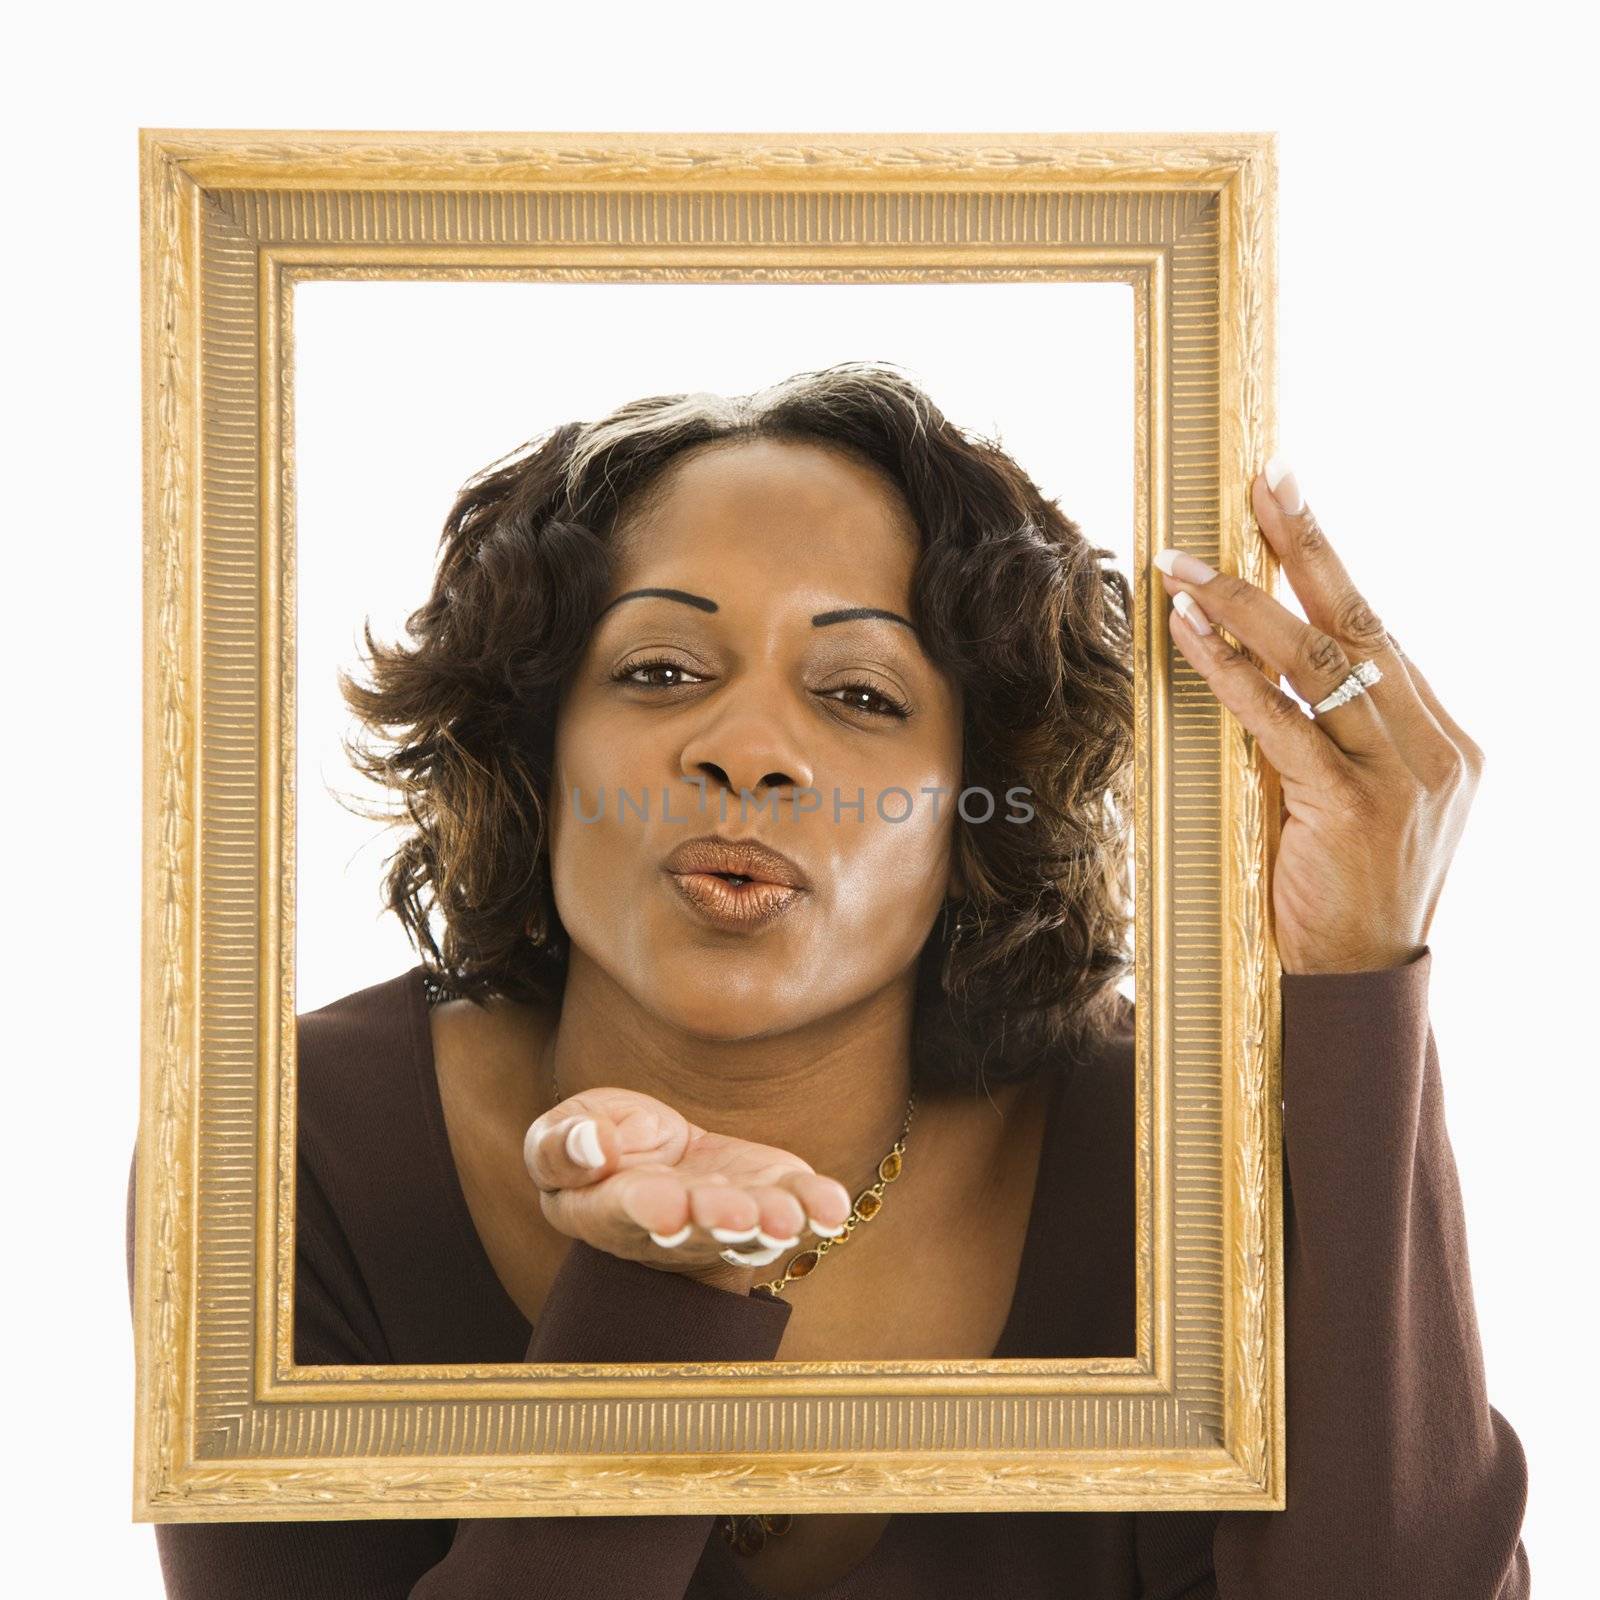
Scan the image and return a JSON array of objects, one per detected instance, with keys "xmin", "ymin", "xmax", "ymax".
[{"xmin": 335, "ymin": 360, "xmax": 1135, "ymax": 1090}]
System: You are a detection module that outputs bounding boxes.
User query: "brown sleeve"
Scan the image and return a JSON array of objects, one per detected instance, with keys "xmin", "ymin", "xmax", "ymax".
[
  {"xmin": 127, "ymin": 1143, "xmax": 792, "ymax": 1597},
  {"xmin": 1135, "ymin": 947, "xmax": 1532, "ymax": 1598},
  {"xmin": 411, "ymin": 1240, "xmax": 792, "ymax": 1596}
]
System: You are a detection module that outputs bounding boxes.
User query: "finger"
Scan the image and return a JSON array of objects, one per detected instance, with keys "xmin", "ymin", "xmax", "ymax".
[
  {"xmin": 619, "ymin": 1176, "xmax": 806, "ymax": 1258},
  {"xmin": 1251, "ymin": 467, "xmax": 1385, "ymax": 651},
  {"xmin": 717, "ymin": 1177, "xmax": 857, "ymax": 1268},
  {"xmin": 538, "ymin": 1166, "xmax": 698, "ymax": 1256},
  {"xmin": 1250, "ymin": 468, "xmax": 1438, "ymax": 750},
  {"xmin": 687, "ymin": 1181, "xmax": 763, "ymax": 1242},
  {"xmin": 522, "ymin": 1111, "xmax": 615, "ymax": 1195},
  {"xmin": 1168, "ymin": 603, "xmax": 1353, "ymax": 794},
  {"xmin": 1386, "ymin": 637, "xmax": 1484, "ymax": 759},
  {"xmin": 610, "ymin": 1170, "xmax": 699, "ymax": 1245},
  {"xmin": 642, "ymin": 1185, "xmax": 810, "ymax": 1255},
  {"xmin": 1157, "ymin": 560, "xmax": 1388, "ymax": 758},
  {"xmin": 741, "ymin": 1184, "xmax": 806, "ymax": 1248},
  {"xmin": 777, "ymin": 1171, "xmax": 854, "ymax": 1238}
]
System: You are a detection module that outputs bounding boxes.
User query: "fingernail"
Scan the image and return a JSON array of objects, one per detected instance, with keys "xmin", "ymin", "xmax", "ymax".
[
  {"xmin": 1173, "ymin": 591, "xmax": 1212, "ymax": 636},
  {"xmin": 807, "ymin": 1214, "xmax": 847, "ymax": 1238},
  {"xmin": 1264, "ymin": 455, "xmax": 1303, "ymax": 514},
  {"xmin": 720, "ymin": 1243, "xmax": 786, "ymax": 1266},
  {"xmin": 648, "ymin": 1223, "xmax": 694, "ymax": 1248},
  {"xmin": 710, "ymin": 1224, "xmax": 762, "ymax": 1243},
  {"xmin": 565, "ymin": 1118, "xmax": 605, "ymax": 1168},
  {"xmin": 1153, "ymin": 547, "xmax": 1218, "ymax": 584}
]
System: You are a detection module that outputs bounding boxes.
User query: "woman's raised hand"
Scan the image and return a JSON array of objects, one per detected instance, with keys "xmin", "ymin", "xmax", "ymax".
[
  {"xmin": 1157, "ymin": 460, "xmax": 1485, "ymax": 976},
  {"xmin": 522, "ymin": 1086, "xmax": 855, "ymax": 1284}
]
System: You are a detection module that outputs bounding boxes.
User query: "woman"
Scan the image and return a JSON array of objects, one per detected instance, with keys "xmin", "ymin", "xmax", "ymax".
[{"xmin": 128, "ymin": 362, "xmax": 1531, "ymax": 1597}]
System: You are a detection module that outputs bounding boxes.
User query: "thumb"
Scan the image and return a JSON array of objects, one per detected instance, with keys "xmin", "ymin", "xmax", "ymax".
[{"xmin": 523, "ymin": 1110, "xmax": 614, "ymax": 1194}]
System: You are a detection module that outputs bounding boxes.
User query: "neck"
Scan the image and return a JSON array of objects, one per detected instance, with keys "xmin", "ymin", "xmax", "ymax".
[{"xmin": 536, "ymin": 948, "xmax": 921, "ymax": 1200}]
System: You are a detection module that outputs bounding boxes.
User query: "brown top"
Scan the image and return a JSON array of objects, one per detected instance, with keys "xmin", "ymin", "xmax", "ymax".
[{"xmin": 127, "ymin": 946, "xmax": 1532, "ymax": 1598}]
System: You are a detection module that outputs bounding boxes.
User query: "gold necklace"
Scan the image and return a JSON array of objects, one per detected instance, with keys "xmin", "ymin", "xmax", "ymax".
[
  {"xmin": 743, "ymin": 1091, "xmax": 915, "ymax": 1296},
  {"xmin": 542, "ymin": 1056, "xmax": 917, "ymax": 1556}
]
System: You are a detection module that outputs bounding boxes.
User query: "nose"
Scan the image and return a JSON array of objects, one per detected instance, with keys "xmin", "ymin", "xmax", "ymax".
[{"xmin": 677, "ymin": 690, "xmax": 816, "ymax": 814}]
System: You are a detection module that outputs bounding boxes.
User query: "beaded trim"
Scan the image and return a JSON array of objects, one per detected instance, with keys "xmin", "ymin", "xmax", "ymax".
[{"xmin": 420, "ymin": 970, "xmax": 457, "ymax": 1007}]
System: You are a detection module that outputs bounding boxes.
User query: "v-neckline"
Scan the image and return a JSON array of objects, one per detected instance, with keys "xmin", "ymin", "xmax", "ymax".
[{"xmin": 405, "ymin": 963, "xmax": 1072, "ymax": 1364}]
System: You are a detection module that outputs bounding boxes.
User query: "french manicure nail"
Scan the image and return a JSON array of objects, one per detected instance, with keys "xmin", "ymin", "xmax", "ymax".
[
  {"xmin": 755, "ymin": 1229, "xmax": 802, "ymax": 1250},
  {"xmin": 565, "ymin": 1118, "xmax": 605, "ymax": 1168},
  {"xmin": 721, "ymin": 1243, "xmax": 786, "ymax": 1267},
  {"xmin": 648, "ymin": 1224, "xmax": 694, "ymax": 1248},
  {"xmin": 1153, "ymin": 547, "xmax": 1218, "ymax": 584},
  {"xmin": 1173, "ymin": 591, "xmax": 1212, "ymax": 636},
  {"xmin": 807, "ymin": 1215, "xmax": 847, "ymax": 1238},
  {"xmin": 710, "ymin": 1224, "xmax": 762, "ymax": 1244},
  {"xmin": 1264, "ymin": 454, "xmax": 1303, "ymax": 515}
]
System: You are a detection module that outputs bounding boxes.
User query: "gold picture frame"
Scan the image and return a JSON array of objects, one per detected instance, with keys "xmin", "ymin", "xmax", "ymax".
[{"xmin": 131, "ymin": 128, "xmax": 1284, "ymax": 1523}]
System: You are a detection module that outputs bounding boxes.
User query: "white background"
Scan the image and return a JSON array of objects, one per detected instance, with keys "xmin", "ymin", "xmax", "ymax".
[
  {"xmin": 5, "ymin": 3, "xmax": 1590, "ymax": 1592},
  {"xmin": 293, "ymin": 279, "xmax": 1133, "ymax": 1011}
]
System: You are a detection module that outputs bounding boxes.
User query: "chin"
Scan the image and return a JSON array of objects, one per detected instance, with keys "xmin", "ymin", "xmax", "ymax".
[{"xmin": 643, "ymin": 978, "xmax": 800, "ymax": 1044}]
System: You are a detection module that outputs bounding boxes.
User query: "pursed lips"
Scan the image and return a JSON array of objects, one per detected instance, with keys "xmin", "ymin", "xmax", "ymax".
[{"xmin": 661, "ymin": 836, "xmax": 811, "ymax": 891}]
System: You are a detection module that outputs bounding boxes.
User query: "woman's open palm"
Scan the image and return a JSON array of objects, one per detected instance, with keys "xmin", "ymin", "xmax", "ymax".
[{"xmin": 523, "ymin": 1087, "xmax": 855, "ymax": 1274}]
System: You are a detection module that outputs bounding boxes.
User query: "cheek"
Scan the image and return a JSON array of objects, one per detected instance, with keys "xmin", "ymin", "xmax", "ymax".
[
  {"xmin": 821, "ymin": 782, "xmax": 957, "ymax": 939},
  {"xmin": 545, "ymin": 736, "xmax": 649, "ymax": 936},
  {"xmin": 548, "ymin": 701, "xmax": 656, "ymax": 843}
]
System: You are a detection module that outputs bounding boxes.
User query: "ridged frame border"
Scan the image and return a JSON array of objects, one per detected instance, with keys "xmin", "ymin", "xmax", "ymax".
[{"xmin": 132, "ymin": 129, "xmax": 1284, "ymax": 1523}]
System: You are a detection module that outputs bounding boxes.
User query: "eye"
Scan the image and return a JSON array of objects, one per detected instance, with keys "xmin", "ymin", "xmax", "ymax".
[
  {"xmin": 822, "ymin": 679, "xmax": 912, "ymax": 720},
  {"xmin": 612, "ymin": 655, "xmax": 707, "ymax": 691},
  {"xmin": 611, "ymin": 657, "xmax": 911, "ymax": 721}
]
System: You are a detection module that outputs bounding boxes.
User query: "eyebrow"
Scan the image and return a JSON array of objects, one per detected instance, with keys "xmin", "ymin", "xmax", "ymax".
[{"xmin": 594, "ymin": 587, "xmax": 917, "ymax": 632}]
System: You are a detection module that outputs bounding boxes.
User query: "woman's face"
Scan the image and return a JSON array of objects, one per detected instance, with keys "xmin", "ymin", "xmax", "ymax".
[{"xmin": 546, "ymin": 436, "xmax": 965, "ymax": 1042}]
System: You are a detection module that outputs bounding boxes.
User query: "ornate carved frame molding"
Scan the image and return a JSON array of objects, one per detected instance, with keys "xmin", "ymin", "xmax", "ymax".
[{"xmin": 132, "ymin": 129, "xmax": 1283, "ymax": 1521}]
